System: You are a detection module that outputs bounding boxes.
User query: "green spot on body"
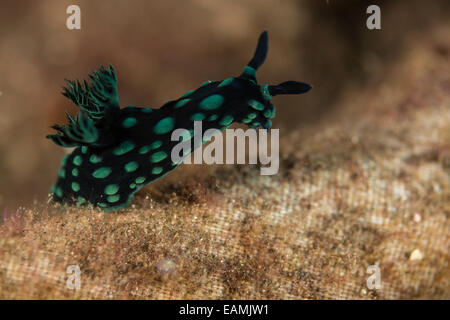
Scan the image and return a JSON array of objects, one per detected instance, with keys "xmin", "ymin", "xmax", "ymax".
[
  {"xmin": 124, "ymin": 161, "xmax": 139, "ymax": 172},
  {"xmin": 77, "ymin": 196, "xmax": 86, "ymax": 204},
  {"xmin": 199, "ymin": 94, "xmax": 224, "ymax": 110},
  {"xmin": 73, "ymin": 155, "xmax": 83, "ymax": 166},
  {"xmin": 191, "ymin": 113, "xmax": 205, "ymax": 121},
  {"xmin": 92, "ymin": 167, "xmax": 112, "ymax": 179},
  {"xmin": 154, "ymin": 117, "xmax": 174, "ymax": 135},
  {"xmin": 107, "ymin": 195, "xmax": 120, "ymax": 203},
  {"xmin": 208, "ymin": 114, "xmax": 218, "ymax": 121},
  {"xmin": 71, "ymin": 182, "xmax": 80, "ymax": 192},
  {"xmin": 219, "ymin": 115, "xmax": 234, "ymax": 126},
  {"xmin": 261, "ymin": 84, "xmax": 272, "ymax": 101},
  {"xmin": 141, "ymin": 107, "xmax": 153, "ymax": 113},
  {"xmin": 58, "ymin": 168, "xmax": 66, "ymax": 179},
  {"xmin": 98, "ymin": 203, "xmax": 108, "ymax": 208},
  {"xmin": 136, "ymin": 177, "xmax": 146, "ymax": 184},
  {"xmin": 81, "ymin": 146, "xmax": 88, "ymax": 154},
  {"xmin": 50, "ymin": 184, "xmax": 56, "ymax": 193},
  {"xmin": 247, "ymin": 113, "xmax": 257, "ymax": 119},
  {"xmin": 113, "ymin": 141, "xmax": 135, "ymax": 155},
  {"xmin": 105, "ymin": 184, "xmax": 119, "ymax": 195},
  {"xmin": 151, "ymin": 140, "xmax": 162, "ymax": 149},
  {"xmin": 61, "ymin": 154, "xmax": 69, "ymax": 166},
  {"xmin": 264, "ymin": 109, "xmax": 272, "ymax": 118},
  {"xmin": 243, "ymin": 66, "xmax": 256, "ymax": 78},
  {"xmin": 129, "ymin": 183, "xmax": 136, "ymax": 189},
  {"xmin": 218, "ymin": 77, "xmax": 234, "ymax": 87},
  {"xmin": 152, "ymin": 167, "xmax": 163, "ymax": 175},
  {"xmin": 179, "ymin": 130, "xmax": 192, "ymax": 142},
  {"xmin": 122, "ymin": 117, "xmax": 137, "ymax": 128},
  {"xmin": 72, "ymin": 168, "xmax": 79, "ymax": 177},
  {"xmin": 55, "ymin": 187, "xmax": 63, "ymax": 198},
  {"xmin": 201, "ymin": 81, "xmax": 211, "ymax": 87},
  {"xmin": 90, "ymin": 154, "xmax": 102, "ymax": 163},
  {"xmin": 150, "ymin": 151, "xmax": 168, "ymax": 163},
  {"xmin": 175, "ymin": 99, "xmax": 190, "ymax": 108},
  {"xmin": 248, "ymin": 100, "xmax": 264, "ymax": 111},
  {"xmin": 182, "ymin": 89, "xmax": 195, "ymax": 98},
  {"xmin": 242, "ymin": 118, "xmax": 252, "ymax": 124}
]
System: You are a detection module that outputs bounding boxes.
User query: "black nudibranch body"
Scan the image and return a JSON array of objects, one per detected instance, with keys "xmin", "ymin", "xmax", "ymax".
[{"xmin": 47, "ymin": 31, "xmax": 311, "ymax": 211}]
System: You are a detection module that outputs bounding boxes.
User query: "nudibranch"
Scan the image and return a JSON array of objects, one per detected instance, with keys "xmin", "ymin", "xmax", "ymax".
[{"xmin": 47, "ymin": 31, "xmax": 312, "ymax": 211}]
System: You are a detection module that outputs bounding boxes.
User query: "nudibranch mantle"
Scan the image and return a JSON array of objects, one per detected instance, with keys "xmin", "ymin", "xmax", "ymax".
[{"xmin": 47, "ymin": 31, "xmax": 311, "ymax": 211}]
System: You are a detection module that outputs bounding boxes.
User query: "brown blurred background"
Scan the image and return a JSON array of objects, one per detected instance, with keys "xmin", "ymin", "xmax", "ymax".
[{"xmin": 0, "ymin": 0, "xmax": 449, "ymax": 209}]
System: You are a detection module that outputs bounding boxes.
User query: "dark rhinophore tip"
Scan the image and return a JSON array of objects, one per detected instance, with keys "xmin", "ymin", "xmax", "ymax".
[
  {"xmin": 247, "ymin": 31, "xmax": 269, "ymax": 70},
  {"xmin": 268, "ymin": 81, "xmax": 312, "ymax": 96}
]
